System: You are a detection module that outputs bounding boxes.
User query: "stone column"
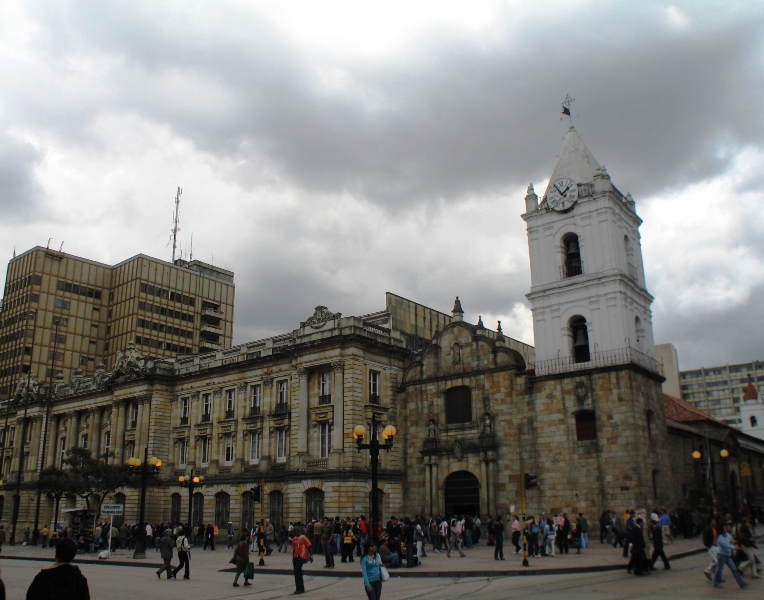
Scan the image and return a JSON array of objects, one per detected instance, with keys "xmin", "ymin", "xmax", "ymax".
[
  {"xmin": 64, "ymin": 412, "xmax": 77, "ymax": 454},
  {"xmin": 113, "ymin": 401, "xmax": 126, "ymax": 464},
  {"xmin": 46, "ymin": 416, "xmax": 59, "ymax": 469},
  {"xmin": 138, "ymin": 396, "xmax": 151, "ymax": 454},
  {"xmin": 331, "ymin": 361, "xmax": 345, "ymax": 454},
  {"xmin": 27, "ymin": 415, "xmax": 42, "ymax": 476},
  {"xmin": 424, "ymin": 455, "xmax": 432, "ymax": 517},
  {"xmin": 261, "ymin": 379, "xmax": 273, "ymax": 461},
  {"xmin": 296, "ymin": 369, "xmax": 309, "ymax": 455},
  {"xmin": 188, "ymin": 393, "xmax": 199, "ymax": 466},
  {"xmin": 91, "ymin": 408, "xmax": 102, "ymax": 458}
]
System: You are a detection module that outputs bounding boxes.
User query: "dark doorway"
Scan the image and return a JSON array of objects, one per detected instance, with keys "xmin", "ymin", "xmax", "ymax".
[{"xmin": 444, "ymin": 471, "xmax": 480, "ymax": 517}]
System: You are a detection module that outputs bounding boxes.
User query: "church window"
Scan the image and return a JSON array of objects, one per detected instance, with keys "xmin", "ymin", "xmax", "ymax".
[
  {"xmin": 569, "ymin": 316, "xmax": 591, "ymax": 363},
  {"xmin": 445, "ymin": 386, "xmax": 472, "ymax": 424},
  {"xmin": 752, "ymin": 416, "xmax": 758, "ymax": 427},
  {"xmin": 562, "ymin": 233, "xmax": 583, "ymax": 278},
  {"xmin": 575, "ymin": 411, "xmax": 597, "ymax": 441},
  {"xmin": 634, "ymin": 316, "xmax": 645, "ymax": 352}
]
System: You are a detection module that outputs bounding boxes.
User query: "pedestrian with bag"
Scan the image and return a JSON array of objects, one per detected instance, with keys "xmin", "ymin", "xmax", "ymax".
[
  {"xmin": 232, "ymin": 532, "xmax": 252, "ymax": 587},
  {"xmin": 291, "ymin": 525, "xmax": 313, "ymax": 595},
  {"xmin": 737, "ymin": 517, "xmax": 761, "ymax": 579},
  {"xmin": 714, "ymin": 521, "xmax": 749, "ymax": 588},
  {"xmin": 172, "ymin": 526, "xmax": 191, "ymax": 580},
  {"xmin": 155, "ymin": 529, "xmax": 176, "ymax": 580},
  {"xmin": 361, "ymin": 540, "xmax": 384, "ymax": 600}
]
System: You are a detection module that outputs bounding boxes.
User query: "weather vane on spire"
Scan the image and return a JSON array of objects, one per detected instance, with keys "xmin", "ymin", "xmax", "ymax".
[{"xmin": 561, "ymin": 95, "xmax": 575, "ymax": 125}]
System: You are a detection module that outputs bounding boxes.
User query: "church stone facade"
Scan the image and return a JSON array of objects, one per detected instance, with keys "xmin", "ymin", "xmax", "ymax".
[{"xmin": 3, "ymin": 127, "xmax": 712, "ymax": 536}]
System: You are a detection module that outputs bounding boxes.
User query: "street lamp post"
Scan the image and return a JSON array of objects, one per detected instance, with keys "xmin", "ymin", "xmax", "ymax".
[
  {"xmin": 178, "ymin": 470, "xmax": 204, "ymax": 532},
  {"xmin": 128, "ymin": 448, "xmax": 162, "ymax": 559},
  {"xmin": 354, "ymin": 414, "xmax": 396, "ymax": 546}
]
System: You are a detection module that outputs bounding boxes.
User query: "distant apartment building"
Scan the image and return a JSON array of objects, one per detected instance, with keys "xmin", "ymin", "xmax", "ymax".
[
  {"xmin": 0, "ymin": 247, "xmax": 234, "ymax": 398},
  {"xmin": 679, "ymin": 361, "xmax": 764, "ymax": 426}
]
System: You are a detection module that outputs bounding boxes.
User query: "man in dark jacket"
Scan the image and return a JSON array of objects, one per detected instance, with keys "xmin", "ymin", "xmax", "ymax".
[
  {"xmin": 26, "ymin": 538, "xmax": 90, "ymax": 600},
  {"xmin": 156, "ymin": 529, "xmax": 176, "ymax": 579},
  {"xmin": 629, "ymin": 518, "xmax": 649, "ymax": 576},
  {"xmin": 649, "ymin": 513, "xmax": 671, "ymax": 570}
]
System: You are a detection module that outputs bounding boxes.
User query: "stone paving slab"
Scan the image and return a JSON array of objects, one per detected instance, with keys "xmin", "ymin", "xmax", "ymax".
[{"xmin": 0, "ymin": 536, "xmax": 710, "ymax": 578}]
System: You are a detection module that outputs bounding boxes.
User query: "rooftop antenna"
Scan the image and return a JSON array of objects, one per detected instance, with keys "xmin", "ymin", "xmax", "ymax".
[
  {"xmin": 189, "ymin": 233, "xmax": 193, "ymax": 261},
  {"xmin": 47, "ymin": 238, "xmax": 52, "ymax": 249},
  {"xmin": 561, "ymin": 94, "xmax": 575, "ymax": 126},
  {"xmin": 171, "ymin": 186, "xmax": 182, "ymax": 262},
  {"xmin": 59, "ymin": 241, "xmax": 64, "ymax": 252}
]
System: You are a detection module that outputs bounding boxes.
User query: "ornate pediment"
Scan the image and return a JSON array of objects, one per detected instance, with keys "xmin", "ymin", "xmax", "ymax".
[{"xmin": 301, "ymin": 306, "xmax": 341, "ymax": 329}]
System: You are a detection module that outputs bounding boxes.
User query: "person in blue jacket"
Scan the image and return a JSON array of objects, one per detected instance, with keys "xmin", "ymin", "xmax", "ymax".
[{"xmin": 361, "ymin": 540, "xmax": 383, "ymax": 600}]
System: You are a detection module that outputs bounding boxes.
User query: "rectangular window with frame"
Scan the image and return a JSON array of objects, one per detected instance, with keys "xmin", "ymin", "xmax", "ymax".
[
  {"xmin": 80, "ymin": 434, "xmax": 88, "ymax": 450},
  {"xmin": 319, "ymin": 422, "xmax": 331, "ymax": 458},
  {"xmin": 179, "ymin": 439, "xmax": 188, "ymax": 466},
  {"xmin": 202, "ymin": 393, "xmax": 212, "ymax": 420},
  {"xmin": 369, "ymin": 370, "xmax": 380, "ymax": 403},
  {"xmin": 9, "ymin": 427, "xmax": 15, "ymax": 444},
  {"xmin": 319, "ymin": 372, "xmax": 332, "ymax": 402},
  {"xmin": 250, "ymin": 384, "xmax": 262, "ymax": 415},
  {"xmin": 277, "ymin": 429, "xmax": 287, "ymax": 462},
  {"xmin": 224, "ymin": 434, "xmax": 234, "ymax": 463},
  {"xmin": 201, "ymin": 437, "xmax": 210, "ymax": 465},
  {"xmin": 277, "ymin": 380, "xmax": 288, "ymax": 404},
  {"xmin": 181, "ymin": 397, "xmax": 189, "ymax": 423},
  {"xmin": 103, "ymin": 431, "xmax": 111, "ymax": 458},
  {"xmin": 249, "ymin": 431, "xmax": 260, "ymax": 463},
  {"xmin": 226, "ymin": 389, "xmax": 235, "ymax": 418},
  {"xmin": 59, "ymin": 438, "xmax": 66, "ymax": 467}
]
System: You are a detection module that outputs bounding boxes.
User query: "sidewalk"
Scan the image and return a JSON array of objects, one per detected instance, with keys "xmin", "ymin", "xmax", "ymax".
[{"xmin": 0, "ymin": 536, "xmax": 707, "ymax": 578}]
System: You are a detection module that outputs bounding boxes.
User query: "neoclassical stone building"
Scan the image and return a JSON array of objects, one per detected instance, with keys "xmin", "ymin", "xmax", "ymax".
[{"xmin": 4, "ymin": 127, "xmax": 764, "ymax": 538}]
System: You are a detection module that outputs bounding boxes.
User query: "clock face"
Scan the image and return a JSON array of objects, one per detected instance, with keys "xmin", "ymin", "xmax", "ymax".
[{"xmin": 547, "ymin": 177, "xmax": 579, "ymax": 211}]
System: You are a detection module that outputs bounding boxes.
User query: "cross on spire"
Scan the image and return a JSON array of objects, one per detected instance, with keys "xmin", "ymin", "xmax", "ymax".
[{"xmin": 561, "ymin": 95, "xmax": 575, "ymax": 126}]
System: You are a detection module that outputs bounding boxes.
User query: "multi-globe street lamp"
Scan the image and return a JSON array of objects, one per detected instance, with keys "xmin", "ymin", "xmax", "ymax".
[
  {"xmin": 127, "ymin": 448, "xmax": 162, "ymax": 558},
  {"xmin": 353, "ymin": 414, "xmax": 396, "ymax": 545},
  {"xmin": 178, "ymin": 470, "xmax": 204, "ymax": 532}
]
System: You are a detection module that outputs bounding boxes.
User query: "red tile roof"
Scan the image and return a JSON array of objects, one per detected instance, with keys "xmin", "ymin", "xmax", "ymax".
[
  {"xmin": 743, "ymin": 382, "xmax": 758, "ymax": 401},
  {"xmin": 663, "ymin": 394, "xmax": 724, "ymax": 424}
]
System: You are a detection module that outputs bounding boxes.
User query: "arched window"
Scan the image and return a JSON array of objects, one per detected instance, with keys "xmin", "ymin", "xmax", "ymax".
[
  {"xmin": 445, "ymin": 386, "xmax": 472, "ymax": 425},
  {"xmin": 215, "ymin": 492, "xmax": 230, "ymax": 529},
  {"xmin": 192, "ymin": 492, "xmax": 205, "ymax": 527},
  {"xmin": 113, "ymin": 492, "xmax": 126, "ymax": 527},
  {"xmin": 569, "ymin": 316, "xmax": 590, "ymax": 363},
  {"xmin": 269, "ymin": 490, "xmax": 284, "ymax": 529},
  {"xmin": 305, "ymin": 488, "xmax": 324, "ymax": 523},
  {"xmin": 562, "ymin": 233, "xmax": 582, "ymax": 278},
  {"xmin": 575, "ymin": 411, "xmax": 597, "ymax": 441},
  {"xmin": 634, "ymin": 316, "xmax": 645, "ymax": 352},
  {"xmin": 241, "ymin": 492, "xmax": 255, "ymax": 530},
  {"xmin": 752, "ymin": 416, "xmax": 758, "ymax": 428},
  {"xmin": 170, "ymin": 493, "xmax": 182, "ymax": 526}
]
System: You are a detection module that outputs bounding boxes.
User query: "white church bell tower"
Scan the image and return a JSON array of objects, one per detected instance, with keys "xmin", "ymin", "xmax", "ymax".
[{"xmin": 523, "ymin": 126, "xmax": 657, "ymax": 372}]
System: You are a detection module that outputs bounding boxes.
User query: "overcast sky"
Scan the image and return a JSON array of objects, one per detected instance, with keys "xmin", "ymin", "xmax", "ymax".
[{"xmin": 1, "ymin": 1, "xmax": 762, "ymax": 372}]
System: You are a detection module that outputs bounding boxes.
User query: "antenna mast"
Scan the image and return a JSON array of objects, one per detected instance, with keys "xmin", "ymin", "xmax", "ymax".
[{"xmin": 171, "ymin": 186, "xmax": 182, "ymax": 262}]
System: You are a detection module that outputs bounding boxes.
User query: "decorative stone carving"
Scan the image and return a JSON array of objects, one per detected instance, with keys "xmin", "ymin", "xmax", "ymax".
[
  {"xmin": 15, "ymin": 375, "xmax": 41, "ymax": 402},
  {"xmin": 106, "ymin": 342, "xmax": 147, "ymax": 384},
  {"xmin": 296, "ymin": 368, "xmax": 308, "ymax": 378},
  {"xmin": 451, "ymin": 343, "xmax": 462, "ymax": 365},
  {"xmin": 332, "ymin": 361, "xmax": 345, "ymax": 372},
  {"xmin": 237, "ymin": 383, "xmax": 248, "ymax": 394},
  {"xmin": 481, "ymin": 412, "xmax": 493, "ymax": 436},
  {"xmin": 190, "ymin": 392, "xmax": 200, "ymax": 401},
  {"xmin": 453, "ymin": 440, "xmax": 463, "ymax": 460},
  {"xmin": 262, "ymin": 377, "xmax": 273, "ymax": 388},
  {"xmin": 427, "ymin": 419, "xmax": 438, "ymax": 440},
  {"xmin": 213, "ymin": 388, "xmax": 222, "ymax": 399},
  {"xmin": 574, "ymin": 381, "xmax": 589, "ymax": 402},
  {"xmin": 301, "ymin": 306, "xmax": 341, "ymax": 329}
]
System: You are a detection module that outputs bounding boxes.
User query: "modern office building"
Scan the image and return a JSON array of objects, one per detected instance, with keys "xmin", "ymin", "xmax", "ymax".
[
  {"xmin": 0, "ymin": 248, "xmax": 234, "ymax": 399},
  {"xmin": 679, "ymin": 361, "xmax": 764, "ymax": 427}
]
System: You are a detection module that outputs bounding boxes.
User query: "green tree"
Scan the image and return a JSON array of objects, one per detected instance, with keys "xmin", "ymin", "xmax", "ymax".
[
  {"xmin": 63, "ymin": 447, "xmax": 133, "ymax": 530},
  {"xmin": 36, "ymin": 466, "xmax": 72, "ymax": 531}
]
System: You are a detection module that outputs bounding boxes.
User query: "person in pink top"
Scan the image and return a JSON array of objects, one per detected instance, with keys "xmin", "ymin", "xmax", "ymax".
[{"xmin": 511, "ymin": 516, "xmax": 522, "ymax": 553}]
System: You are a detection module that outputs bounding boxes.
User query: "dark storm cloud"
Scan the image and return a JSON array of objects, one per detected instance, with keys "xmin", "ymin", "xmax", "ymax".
[
  {"xmin": 13, "ymin": 2, "xmax": 764, "ymax": 209},
  {"xmin": 0, "ymin": 134, "xmax": 44, "ymax": 221}
]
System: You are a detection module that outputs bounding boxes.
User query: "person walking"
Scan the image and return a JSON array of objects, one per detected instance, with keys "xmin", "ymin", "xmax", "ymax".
[
  {"xmin": 321, "ymin": 518, "xmax": 335, "ymax": 568},
  {"xmin": 510, "ymin": 515, "xmax": 522, "ymax": 553},
  {"xmin": 341, "ymin": 523, "xmax": 356, "ymax": 563},
  {"xmin": 361, "ymin": 540, "xmax": 383, "ymax": 600},
  {"xmin": 649, "ymin": 513, "xmax": 671, "ymax": 570},
  {"xmin": 232, "ymin": 533, "xmax": 252, "ymax": 587},
  {"xmin": 172, "ymin": 526, "xmax": 191, "ymax": 580},
  {"xmin": 578, "ymin": 513, "xmax": 589, "ymax": 549},
  {"xmin": 492, "ymin": 516, "xmax": 505, "ymax": 560},
  {"xmin": 227, "ymin": 522, "xmax": 235, "ymax": 549},
  {"xmin": 203, "ymin": 523, "xmax": 215, "ymax": 550},
  {"xmin": 446, "ymin": 517, "xmax": 465, "ymax": 557},
  {"xmin": 291, "ymin": 525, "xmax": 313, "ymax": 595},
  {"xmin": 628, "ymin": 518, "xmax": 648, "ymax": 576},
  {"xmin": 544, "ymin": 518, "xmax": 556, "ymax": 557},
  {"xmin": 714, "ymin": 521, "xmax": 749, "ymax": 589},
  {"xmin": 155, "ymin": 529, "xmax": 175, "ymax": 580},
  {"xmin": 702, "ymin": 517, "xmax": 720, "ymax": 581},
  {"xmin": 737, "ymin": 517, "xmax": 761, "ymax": 579}
]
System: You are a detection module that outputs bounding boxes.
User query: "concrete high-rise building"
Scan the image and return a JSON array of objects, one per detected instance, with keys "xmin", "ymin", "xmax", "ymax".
[
  {"xmin": 679, "ymin": 360, "xmax": 764, "ymax": 427},
  {"xmin": 0, "ymin": 247, "xmax": 234, "ymax": 398}
]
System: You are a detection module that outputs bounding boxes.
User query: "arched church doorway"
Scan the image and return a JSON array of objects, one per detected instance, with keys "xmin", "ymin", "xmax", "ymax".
[{"xmin": 444, "ymin": 471, "xmax": 480, "ymax": 517}]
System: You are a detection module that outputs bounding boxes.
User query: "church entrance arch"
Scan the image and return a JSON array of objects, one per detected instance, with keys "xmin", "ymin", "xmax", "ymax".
[{"xmin": 444, "ymin": 471, "xmax": 480, "ymax": 517}]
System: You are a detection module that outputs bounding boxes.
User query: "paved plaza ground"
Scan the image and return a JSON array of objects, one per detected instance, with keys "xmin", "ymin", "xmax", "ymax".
[{"xmin": 0, "ymin": 534, "xmax": 760, "ymax": 599}]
